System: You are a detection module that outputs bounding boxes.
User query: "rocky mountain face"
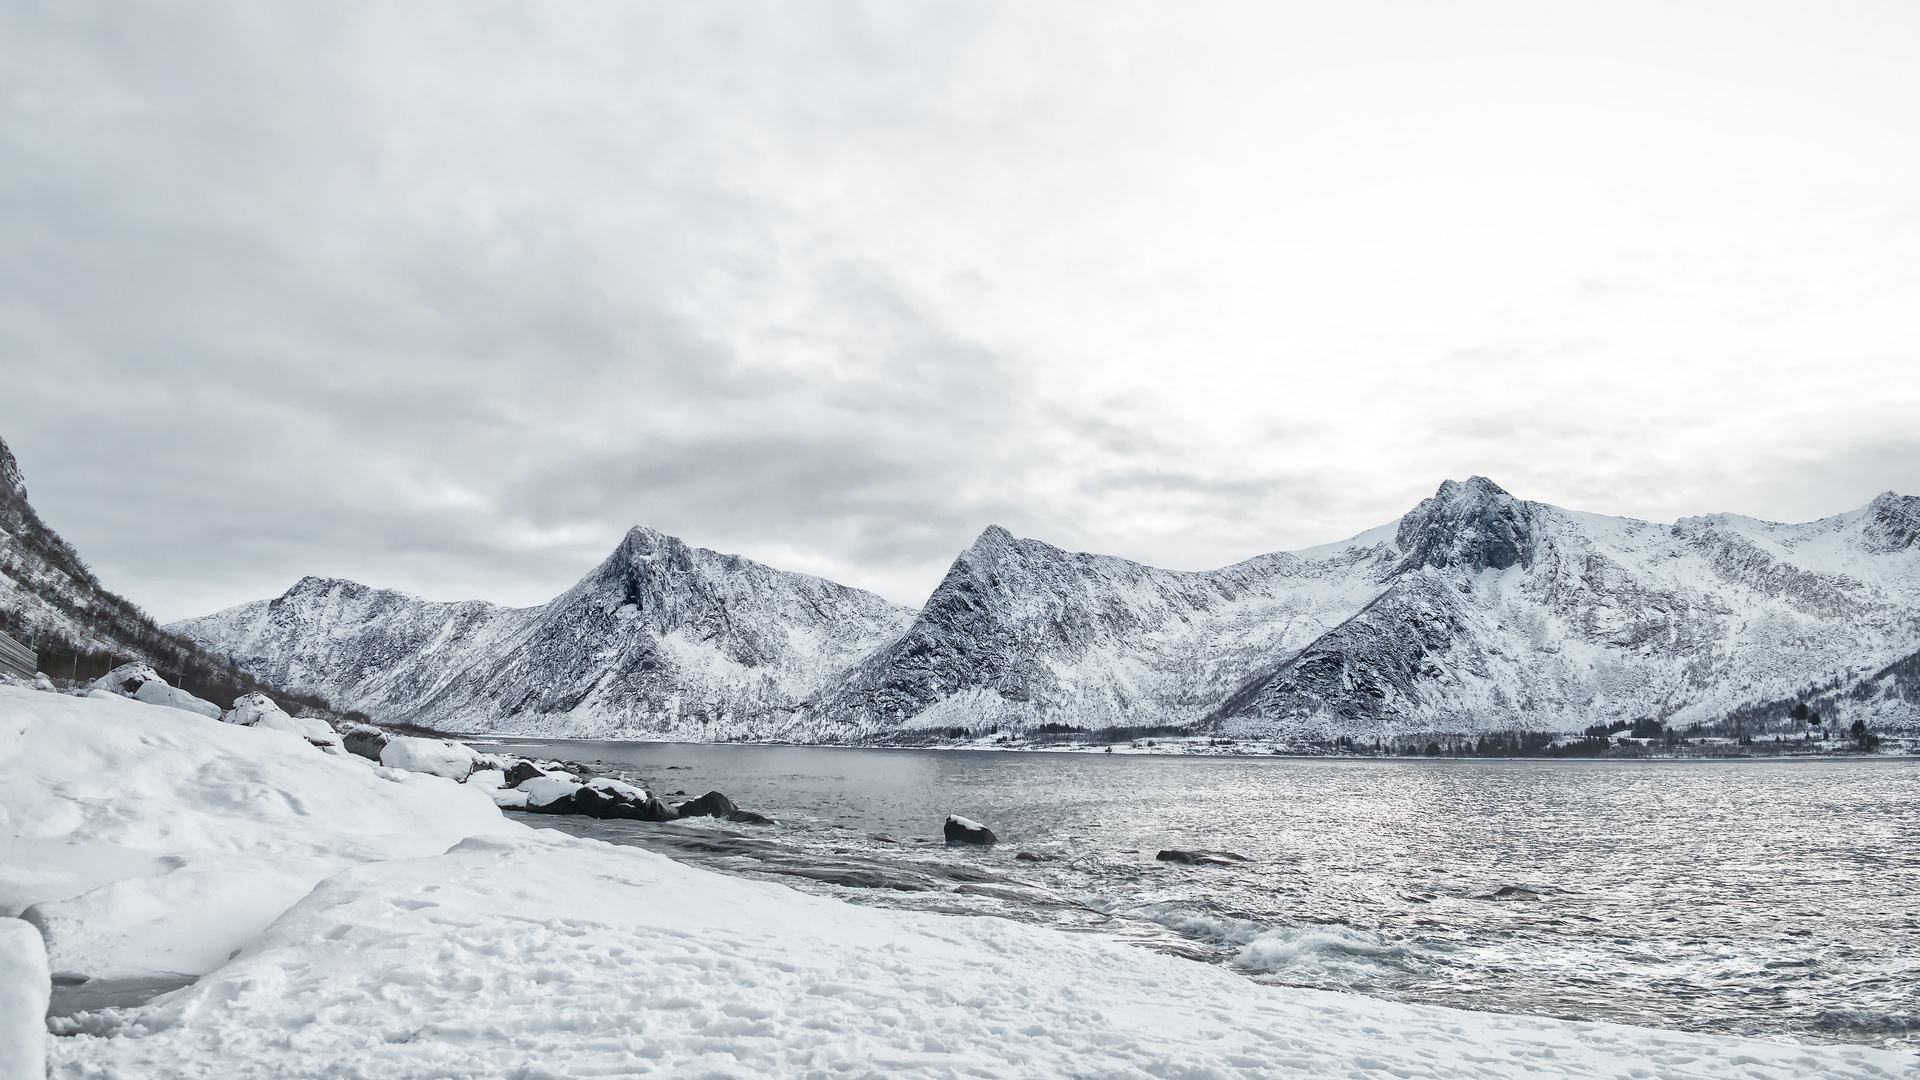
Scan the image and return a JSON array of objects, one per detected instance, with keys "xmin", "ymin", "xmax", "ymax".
[
  {"xmin": 0, "ymin": 435, "xmax": 319, "ymax": 711},
  {"xmin": 1207, "ymin": 479, "xmax": 1920, "ymax": 739},
  {"xmin": 171, "ymin": 477, "xmax": 1920, "ymax": 741},
  {"xmin": 172, "ymin": 526, "xmax": 918, "ymax": 738}
]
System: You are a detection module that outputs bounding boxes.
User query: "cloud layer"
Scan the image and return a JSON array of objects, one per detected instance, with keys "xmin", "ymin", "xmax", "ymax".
[{"xmin": 4, "ymin": 1, "xmax": 1918, "ymax": 620}]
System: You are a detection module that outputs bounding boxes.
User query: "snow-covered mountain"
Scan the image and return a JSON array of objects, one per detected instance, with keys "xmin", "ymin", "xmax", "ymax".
[
  {"xmin": 171, "ymin": 478, "xmax": 1920, "ymax": 740},
  {"xmin": 171, "ymin": 526, "xmax": 917, "ymax": 738},
  {"xmin": 1209, "ymin": 479, "xmax": 1920, "ymax": 739}
]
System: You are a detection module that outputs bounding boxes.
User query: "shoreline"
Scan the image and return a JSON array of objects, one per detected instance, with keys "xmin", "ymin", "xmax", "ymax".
[{"xmin": 461, "ymin": 730, "xmax": 1920, "ymax": 762}]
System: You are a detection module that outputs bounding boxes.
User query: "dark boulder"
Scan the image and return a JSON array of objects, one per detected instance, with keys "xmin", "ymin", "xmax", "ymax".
[
  {"xmin": 342, "ymin": 727, "xmax": 388, "ymax": 762},
  {"xmin": 674, "ymin": 791, "xmax": 739, "ymax": 819},
  {"xmin": 502, "ymin": 760, "xmax": 547, "ymax": 788},
  {"xmin": 638, "ymin": 796, "xmax": 678, "ymax": 822},
  {"xmin": 726, "ymin": 809, "xmax": 776, "ymax": 825},
  {"xmin": 1155, "ymin": 849, "xmax": 1248, "ymax": 866},
  {"xmin": 945, "ymin": 815, "xmax": 998, "ymax": 846}
]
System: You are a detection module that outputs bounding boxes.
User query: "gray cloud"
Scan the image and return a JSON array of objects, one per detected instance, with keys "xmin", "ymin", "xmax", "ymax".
[{"xmin": 3, "ymin": 1, "xmax": 1917, "ymax": 621}]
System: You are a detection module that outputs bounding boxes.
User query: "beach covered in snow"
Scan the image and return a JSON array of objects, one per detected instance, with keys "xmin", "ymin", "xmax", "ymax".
[{"xmin": 2, "ymin": 681, "xmax": 1913, "ymax": 1078}]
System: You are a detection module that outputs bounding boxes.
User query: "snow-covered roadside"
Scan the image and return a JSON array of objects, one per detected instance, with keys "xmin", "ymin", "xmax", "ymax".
[{"xmin": 6, "ymin": 685, "xmax": 1914, "ymax": 1078}]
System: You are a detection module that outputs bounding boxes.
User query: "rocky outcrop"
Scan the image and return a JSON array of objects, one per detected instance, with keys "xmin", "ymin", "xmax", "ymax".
[{"xmin": 944, "ymin": 815, "xmax": 997, "ymax": 846}]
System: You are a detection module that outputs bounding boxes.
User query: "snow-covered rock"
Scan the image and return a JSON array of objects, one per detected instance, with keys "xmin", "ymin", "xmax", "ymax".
[
  {"xmin": 378, "ymin": 736, "xmax": 479, "ymax": 780},
  {"xmin": 517, "ymin": 775, "xmax": 582, "ymax": 814},
  {"xmin": 0, "ymin": 685, "xmax": 519, "ymax": 988},
  {"xmin": 222, "ymin": 691, "xmax": 343, "ymax": 753},
  {"xmin": 88, "ymin": 663, "xmax": 222, "ymax": 719},
  {"xmin": 169, "ymin": 481, "xmax": 1920, "ymax": 741},
  {"xmin": 0, "ymin": 918, "xmax": 48, "ymax": 1080},
  {"xmin": 340, "ymin": 724, "xmax": 387, "ymax": 760},
  {"xmin": 944, "ymin": 814, "xmax": 997, "ymax": 846},
  {"xmin": 45, "ymin": 832, "xmax": 1915, "ymax": 1079}
]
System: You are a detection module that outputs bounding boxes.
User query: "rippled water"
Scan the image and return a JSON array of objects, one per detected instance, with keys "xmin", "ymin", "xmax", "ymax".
[{"xmin": 474, "ymin": 741, "xmax": 1920, "ymax": 1048}]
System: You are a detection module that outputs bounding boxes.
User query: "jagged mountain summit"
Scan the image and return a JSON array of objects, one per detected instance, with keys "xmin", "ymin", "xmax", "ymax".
[
  {"xmin": 172, "ymin": 526, "xmax": 917, "ymax": 739},
  {"xmin": 171, "ymin": 478, "xmax": 1920, "ymax": 741}
]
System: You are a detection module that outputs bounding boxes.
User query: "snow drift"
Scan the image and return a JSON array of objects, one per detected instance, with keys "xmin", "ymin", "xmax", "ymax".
[{"xmin": 0, "ymin": 685, "xmax": 519, "ymax": 992}]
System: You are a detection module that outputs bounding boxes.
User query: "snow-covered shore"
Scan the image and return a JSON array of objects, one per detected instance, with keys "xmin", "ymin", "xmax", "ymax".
[{"xmin": 4, "ymin": 686, "xmax": 1914, "ymax": 1078}]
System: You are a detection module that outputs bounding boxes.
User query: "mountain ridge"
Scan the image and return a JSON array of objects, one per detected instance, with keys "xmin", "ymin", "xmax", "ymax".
[{"xmin": 168, "ymin": 477, "xmax": 1920, "ymax": 741}]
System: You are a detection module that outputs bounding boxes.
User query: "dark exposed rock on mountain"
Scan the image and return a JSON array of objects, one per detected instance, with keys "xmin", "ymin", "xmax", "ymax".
[{"xmin": 171, "ymin": 476, "xmax": 1920, "ymax": 741}]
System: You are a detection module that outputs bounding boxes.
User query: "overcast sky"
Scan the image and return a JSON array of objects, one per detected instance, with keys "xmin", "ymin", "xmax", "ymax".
[{"xmin": 4, "ymin": 1, "xmax": 1918, "ymax": 621}]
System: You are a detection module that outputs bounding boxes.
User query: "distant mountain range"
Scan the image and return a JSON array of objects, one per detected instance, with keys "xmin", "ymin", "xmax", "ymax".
[{"xmin": 168, "ymin": 476, "xmax": 1920, "ymax": 742}]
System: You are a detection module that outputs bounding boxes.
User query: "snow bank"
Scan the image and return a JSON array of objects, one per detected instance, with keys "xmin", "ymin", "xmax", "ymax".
[
  {"xmin": 0, "ymin": 686, "xmax": 521, "ymax": 988},
  {"xmin": 51, "ymin": 831, "xmax": 1914, "ymax": 1079},
  {"xmin": 222, "ymin": 691, "xmax": 343, "ymax": 753},
  {"xmin": 378, "ymin": 735, "xmax": 478, "ymax": 780},
  {"xmin": 0, "ymin": 919, "xmax": 48, "ymax": 1080},
  {"xmin": 87, "ymin": 663, "xmax": 220, "ymax": 718}
]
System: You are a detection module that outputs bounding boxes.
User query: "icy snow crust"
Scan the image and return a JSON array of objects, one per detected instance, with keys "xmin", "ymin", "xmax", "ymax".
[
  {"xmin": 51, "ymin": 832, "xmax": 1916, "ymax": 1079},
  {"xmin": 9, "ymin": 680, "xmax": 1915, "ymax": 1077},
  {"xmin": 170, "ymin": 480, "xmax": 1920, "ymax": 740}
]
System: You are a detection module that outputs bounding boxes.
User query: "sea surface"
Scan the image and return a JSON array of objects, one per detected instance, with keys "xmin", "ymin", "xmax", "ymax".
[{"xmin": 473, "ymin": 741, "xmax": 1919, "ymax": 1048}]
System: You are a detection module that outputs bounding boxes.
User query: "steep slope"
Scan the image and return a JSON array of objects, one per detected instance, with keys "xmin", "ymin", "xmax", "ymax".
[
  {"xmin": 174, "ymin": 526, "xmax": 918, "ymax": 738},
  {"xmin": 0, "ymin": 435, "xmax": 320, "ymax": 710},
  {"xmin": 173, "ymin": 476, "xmax": 1920, "ymax": 742},
  {"xmin": 1209, "ymin": 479, "xmax": 1920, "ymax": 738},
  {"xmin": 800, "ymin": 525, "xmax": 1393, "ymax": 738},
  {"xmin": 167, "ymin": 576, "xmax": 534, "ymax": 721}
]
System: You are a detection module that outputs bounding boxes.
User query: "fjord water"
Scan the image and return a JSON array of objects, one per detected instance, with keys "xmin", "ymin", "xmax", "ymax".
[{"xmin": 478, "ymin": 742, "xmax": 1919, "ymax": 1047}]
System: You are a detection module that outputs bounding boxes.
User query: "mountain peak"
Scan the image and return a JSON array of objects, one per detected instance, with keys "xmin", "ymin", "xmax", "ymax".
[
  {"xmin": 1863, "ymin": 491, "xmax": 1920, "ymax": 552},
  {"xmin": 970, "ymin": 525, "xmax": 1017, "ymax": 549},
  {"xmin": 1394, "ymin": 476, "xmax": 1536, "ymax": 573},
  {"xmin": 0, "ymin": 436, "xmax": 24, "ymax": 504}
]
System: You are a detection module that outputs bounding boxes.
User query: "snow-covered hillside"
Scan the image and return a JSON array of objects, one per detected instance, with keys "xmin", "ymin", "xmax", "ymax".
[
  {"xmin": 171, "ymin": 479, "xmax": 1920, "ymax": 741},
  {"xmin": 173, "ymin": 526, "xmax": 917, "ymax": 738}
]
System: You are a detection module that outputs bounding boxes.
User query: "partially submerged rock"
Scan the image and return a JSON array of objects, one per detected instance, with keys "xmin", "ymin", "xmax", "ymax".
[
  {"xmin": 1155, "ymin": 849, "xmax": 1248, "ymax": 866},
  {"xmin": 674, "ymin": 791, "xmax": 739, "ymax": 819},
  {"xmin": 945, "ymin": 815, "xmax": 998, "ymax": 846},
  {"xmin": 572, "ymin": 778, "xmax": 654, "ymax": 820}
]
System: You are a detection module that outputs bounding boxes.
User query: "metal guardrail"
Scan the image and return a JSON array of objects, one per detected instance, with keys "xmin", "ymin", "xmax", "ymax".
[{"xmin": 0, "ymin": 630, "xmax": 36, "ymax": 680}]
